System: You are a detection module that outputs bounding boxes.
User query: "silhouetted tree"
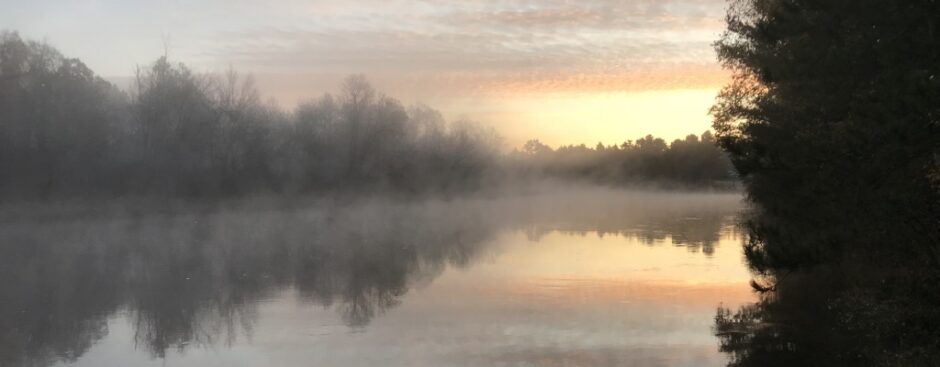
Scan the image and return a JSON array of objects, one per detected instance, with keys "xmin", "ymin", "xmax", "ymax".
[
  {"xmin": 712, "ymin": 0, "xmax": 940, "ymax": 271},
  {"xmin": 711, "ymin": 0, "xmax": 940, "ymax": 364},
  {"xmin": 509, "ymin": 132, "xmax": 734, "ymax": 188}
]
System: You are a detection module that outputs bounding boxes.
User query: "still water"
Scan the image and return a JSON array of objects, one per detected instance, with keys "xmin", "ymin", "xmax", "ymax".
[{"xmin": 1, "ymin": 188, "xmax": 753, "ymax": 367}]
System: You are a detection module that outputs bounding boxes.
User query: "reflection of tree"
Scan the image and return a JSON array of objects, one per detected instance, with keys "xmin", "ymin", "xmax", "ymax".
[
  {"xmin": 127, "ymin": 216, "xmax": 266, "ymax": 358},
  {"xmin": 507, "ymin": 193, "xmax": 742, "ymax": 255},
  {"xmin": 0, "ymin": 230, "xmax": 120, "ymax": 367},
  {"xmin": 715, "ymin": 266, "xmax": 940, "ymax": 366},
  {"xmin": 0, "ymin": 202, "xmax": 495, "ymax": 366},
  {"xmin": 0, "ymin": 192, "xmax": 741, "ymax": 366},
  {"xmin": 293, "ymin": 232, "xmax": 413, "ymax": 327},
  {"xmin": 520, "ymin": 213, "xmax": 732, "ymax": 256},
  {"xmin": 714, "ymin": 271, "xmax": 868, "ymax": 367}
]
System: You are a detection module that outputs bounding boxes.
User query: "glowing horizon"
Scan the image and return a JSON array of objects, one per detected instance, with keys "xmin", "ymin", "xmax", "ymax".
[{"xmin": 4, "ymin": 0, "xmax": 729, "ymax": 147}]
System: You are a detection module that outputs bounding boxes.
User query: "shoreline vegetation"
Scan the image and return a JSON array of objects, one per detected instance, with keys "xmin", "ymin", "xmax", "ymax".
[
  {"xmin": 710, "ymin": 1, "xmax": 940, "ymax": 366},
  {"xmin": 0, "ymin": 31, "xmax": 734, "ymax": 200}
]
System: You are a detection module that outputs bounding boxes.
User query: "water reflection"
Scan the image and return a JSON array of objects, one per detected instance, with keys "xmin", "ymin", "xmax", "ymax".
[
  {"xmin": 713, "ymin": 266, "xmax": 938, "ymax": 366},
  {"xmin": 0, "ymin": 189, "xmax": 745, "ymax": 366}
]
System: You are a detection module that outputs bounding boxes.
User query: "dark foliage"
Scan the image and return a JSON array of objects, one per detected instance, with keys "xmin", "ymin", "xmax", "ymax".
[
  {"xmin": 509, "ymin": 132, "xmax": 735, "ymax": 188},
  {"xmin": 711, "ymin": 0, "xmax": 940, "ymax": 365}
]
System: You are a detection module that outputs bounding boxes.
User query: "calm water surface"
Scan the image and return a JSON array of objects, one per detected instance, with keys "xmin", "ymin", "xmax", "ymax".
[{"xmin": 1, "ymin": 189, "xmax": 753, "ymax": 367}]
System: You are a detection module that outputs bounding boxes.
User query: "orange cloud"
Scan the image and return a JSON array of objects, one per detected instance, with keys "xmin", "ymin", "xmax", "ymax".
[{"xmin": 475, "ymin": 63, "xmax": 730, "ymax": 95}]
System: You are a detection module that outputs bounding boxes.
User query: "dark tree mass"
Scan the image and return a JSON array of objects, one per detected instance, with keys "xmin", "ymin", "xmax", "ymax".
[
  {"xmin": 510, "ymin": 132, "xmax": 734, "ymax": 188},
  {"xmin": 0, "ymin": 31, "xmax": 732, "ymax": 199},
  {"xmin": 0, "ymin": 31, "xmax": 502, "ymax": 197},
  {"xmin": 711, "ymin": 0, "xmax": 940, "ymax": 365}
]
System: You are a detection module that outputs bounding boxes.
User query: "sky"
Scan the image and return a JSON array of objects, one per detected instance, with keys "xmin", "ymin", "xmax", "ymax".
[{"xmin": 1, "ymin": 0, "xmax": 730, "ymax": 148}]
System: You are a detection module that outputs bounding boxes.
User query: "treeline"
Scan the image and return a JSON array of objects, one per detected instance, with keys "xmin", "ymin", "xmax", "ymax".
[
  {"xmin": 710, "ymin": 0, "xmax": 940, "ymax": 365},
  {"xmin": 0, "ymin": 31, "xmax": 501, "ymax": 197},
  {"xmin": 509, "ymin": 133, "xmax": 734, "ymax": 187},
  {"xmin": 0, "ymin": 31, "xmax": 732, "ymax": 199}
]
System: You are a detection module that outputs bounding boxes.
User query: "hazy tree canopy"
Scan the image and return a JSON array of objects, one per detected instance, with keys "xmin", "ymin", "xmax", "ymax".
[
  {"xmin": 712, "ymin": 1, "xmax": 940, "ymax": 365},
  {"xmin": 0, "ymin": 32, "xmax": 127, "ymax": 196},
  {"xmin": 510, "ymin": 132, "xmax": 734, "ymax": 188},
  {"xmin": 0, "ymin": 30, "xmax": 733, "ymax": 199},
  {"xmin": 0, "ymin": 32, "xmax": 508, "ymax": 198}
]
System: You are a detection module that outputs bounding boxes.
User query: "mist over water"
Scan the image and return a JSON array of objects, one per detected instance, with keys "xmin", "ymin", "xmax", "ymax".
[
  {"xmin": 3, "ymin": 0, "xmax": 938, "ymax": 364},
  {"xmin": 0, "ymin": 187, "xmax": 750, "ymax": 367},
  {"xmin": 0, "ymin": 26, "xmax": 758, "ymax": 367}
]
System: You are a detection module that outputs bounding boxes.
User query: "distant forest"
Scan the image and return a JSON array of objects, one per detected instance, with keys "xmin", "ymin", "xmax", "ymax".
[
  {"xmin": 0, "ymin": 31, "xmax": 733, "ymax": 198},
  {"xmin": 509, "ymin": 133, "xmax": 733, "ymax": 187}
]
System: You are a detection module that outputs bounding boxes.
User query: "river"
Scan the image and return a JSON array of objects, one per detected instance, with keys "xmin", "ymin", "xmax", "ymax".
[{"xmin": 0, "ymin": 188, "xmax": 753, "ymax": 367}]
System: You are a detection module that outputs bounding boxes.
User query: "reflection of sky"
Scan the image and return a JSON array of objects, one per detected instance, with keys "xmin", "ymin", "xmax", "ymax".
[
  {"xmin": 58, "ymin": 226, "xmax": 753, "ymax": 367},
  {"xmin": 3, "ymin": 0, "xmax": 730, "ymax": 146}
]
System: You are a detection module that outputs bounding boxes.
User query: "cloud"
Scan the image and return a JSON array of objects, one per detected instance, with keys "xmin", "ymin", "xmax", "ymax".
[
  {"xmin": 201, "ymin": 0, "xmax": 727, "ymax": 95},
  {"xmin": 440, "ymin": 0, "xmax": 726, "ymax": 30},
  {"xmin": 5, "ymin": 0, "xmax": 730, "ymax": 146},
  {"xmin": 2, "ymin": 0, "xmax": 727, "ymax": 95}
]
